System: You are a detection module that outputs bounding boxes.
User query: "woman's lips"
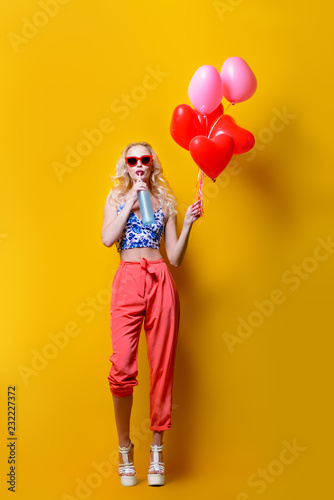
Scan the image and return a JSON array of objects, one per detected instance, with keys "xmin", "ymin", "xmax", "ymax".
[{"xmin": 136, "ymin": 170, "xmax": 144, "ymax": 176}]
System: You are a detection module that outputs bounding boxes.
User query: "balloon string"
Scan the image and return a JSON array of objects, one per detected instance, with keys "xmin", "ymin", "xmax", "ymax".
[
  {"xmin": 225, "ymin": 102, "xmax": 231, "ymax": 113},
  {"xmin": 190, "ymin": 115, "xmax": 206, "ymax": 218},
  {"xmin": 195, "ymin": 168, "xmax": 204, "ymax": 217}
]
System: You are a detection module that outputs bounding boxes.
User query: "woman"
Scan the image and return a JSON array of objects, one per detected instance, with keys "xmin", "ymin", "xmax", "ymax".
[{"xmin": 101, "ymin": 141, "xmax": 201, "ymax": 486}]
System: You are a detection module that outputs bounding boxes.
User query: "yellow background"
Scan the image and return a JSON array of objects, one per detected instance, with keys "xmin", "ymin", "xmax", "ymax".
[{"xmin": 1, "ymin": 0, "xmax": 333, "ymax": 498}]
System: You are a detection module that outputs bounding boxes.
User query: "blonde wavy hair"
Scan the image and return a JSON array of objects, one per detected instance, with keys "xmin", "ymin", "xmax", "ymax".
[{"xmin": 107, "ymin": 141, "xmax": 177, "ymax": 217}]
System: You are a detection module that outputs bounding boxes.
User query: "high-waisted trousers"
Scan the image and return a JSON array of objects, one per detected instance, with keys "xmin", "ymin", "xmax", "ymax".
[{"xmin": 108, "ymin": 258, "xmax": 180, "ymax": 431}]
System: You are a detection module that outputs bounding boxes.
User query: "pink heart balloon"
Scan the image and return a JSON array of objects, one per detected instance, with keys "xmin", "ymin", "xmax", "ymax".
[
  {"xmin": 188, "ymin": 65, "xmax": 224, "ymax": 115},
  {"xmin": 221, "ymin": 57, "xmax": 257, "ymax": 104}
]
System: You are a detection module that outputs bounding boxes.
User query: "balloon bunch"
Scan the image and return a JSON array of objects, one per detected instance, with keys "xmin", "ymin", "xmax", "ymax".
[{"xmin": 170, "ymin": 57, "xmax": 257, "ymax": 212}]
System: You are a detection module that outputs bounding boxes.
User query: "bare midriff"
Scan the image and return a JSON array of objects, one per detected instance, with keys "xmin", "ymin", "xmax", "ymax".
[{"xmin": 120, "ymin": 247, "xmax": 163, "ymax": 262}]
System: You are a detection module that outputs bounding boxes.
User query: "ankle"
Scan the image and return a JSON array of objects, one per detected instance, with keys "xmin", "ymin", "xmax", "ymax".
[
  {"xmin": 119, "ymin": 438, "xmax": 131, "ymax": 449},
  {"xmin": 151, "ymin": 438, "xmax": 163, "ymax": 446}
]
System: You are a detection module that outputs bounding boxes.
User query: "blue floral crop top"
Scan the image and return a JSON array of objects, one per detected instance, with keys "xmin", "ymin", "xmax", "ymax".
[{"xmin": 115, "ymin": 203, "xmax": 165, "ymax": 252}]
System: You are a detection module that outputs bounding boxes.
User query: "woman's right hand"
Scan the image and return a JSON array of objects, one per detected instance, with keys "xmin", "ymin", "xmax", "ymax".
[{"xmin": 128, "ymin": 179, "xmax": 148, "ymax": 204}]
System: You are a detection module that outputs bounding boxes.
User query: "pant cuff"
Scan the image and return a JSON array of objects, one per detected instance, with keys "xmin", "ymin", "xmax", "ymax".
[
  {"xmin": 110, "ymin": 387, "xmax": 133, "ymax": 398},
  {"xmin": 150, "ymin": 424, "xmax": 171, "ymax": 431}
]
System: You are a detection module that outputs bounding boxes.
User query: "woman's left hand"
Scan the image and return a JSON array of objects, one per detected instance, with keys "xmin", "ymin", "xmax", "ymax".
[{"xmin": 184, "ymin": 200, "xmax": 202, "ymax": 226}]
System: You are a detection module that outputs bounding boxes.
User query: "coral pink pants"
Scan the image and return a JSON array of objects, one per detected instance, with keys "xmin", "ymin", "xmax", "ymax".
[{"xmin": 108, "ymin": 258, "xmax": 180, "ymax": 431}]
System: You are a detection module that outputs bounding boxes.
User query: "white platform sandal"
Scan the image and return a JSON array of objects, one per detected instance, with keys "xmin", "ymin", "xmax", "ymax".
[
  {"xmin": 148, "ymin": 443, "xmax": 165, "ymax": 486},
  {"xmin": 118, "ymin": 440, "xmax": 137, "ymax": 487}
]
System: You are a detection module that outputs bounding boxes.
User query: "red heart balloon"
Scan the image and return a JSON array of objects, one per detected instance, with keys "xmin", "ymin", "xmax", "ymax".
[
  {"xmin": 209, "ymin": 114, "xmax": 255, "ymax": 154},
  {"xmin": 189, "ymin": 134, "xmax": 235, "ymax": 180},
  {"xmin": 194, "ymin": 103, "xmax": 224, "ymax": 136},
  {"xmin": 170, "ymin": 104, "xmax": 204, "ymax": 150}
]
